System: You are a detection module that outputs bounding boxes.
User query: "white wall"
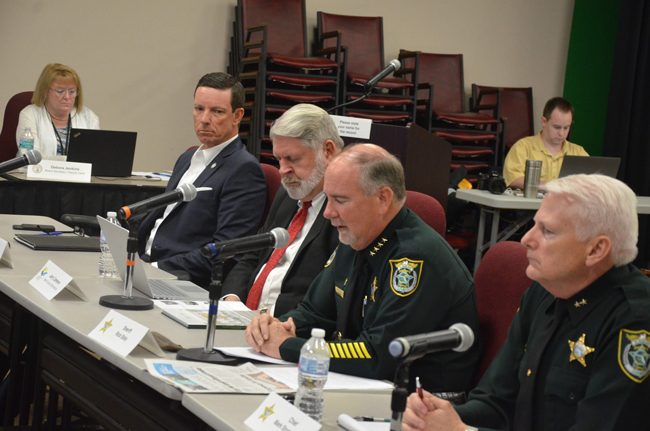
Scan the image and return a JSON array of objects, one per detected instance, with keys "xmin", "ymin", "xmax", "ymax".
[{"xmin": 0, "ymin": 0, "xmax": 574, "ymax": 170}]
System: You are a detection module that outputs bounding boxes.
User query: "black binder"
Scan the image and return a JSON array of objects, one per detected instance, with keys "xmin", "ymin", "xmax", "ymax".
[{"xmin": 14, "ymin": 234, "xmax": 100, "ymax": 252}]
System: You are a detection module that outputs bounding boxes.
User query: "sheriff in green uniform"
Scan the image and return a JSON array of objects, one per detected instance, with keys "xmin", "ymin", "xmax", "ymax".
[
  {"xmin": 402, "ymin": 174, "xmax": 650, "ymax": 431},
  {"xmin": 245, "ymin": 144, "xmax": 480, "ymax": 393}
]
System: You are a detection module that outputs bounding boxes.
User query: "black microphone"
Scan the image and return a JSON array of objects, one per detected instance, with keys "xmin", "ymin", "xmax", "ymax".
[
  {"xmin": 0, "ymin": 150, "xmax": 42, "ymax": 174},
  {"xmin": 202, "ymin": 227, "xmax": 290, "ymax": 261},
  {"xmin": 365, "ymin": 59, "xmax": 401, "ymax": 90},
  {"xmin": 388, "ymin": 323, "xmax": 474, "ymax": 360},
  {"xmin": 119, "ymin": 183, "xmax": 197, "ymax": 220}
]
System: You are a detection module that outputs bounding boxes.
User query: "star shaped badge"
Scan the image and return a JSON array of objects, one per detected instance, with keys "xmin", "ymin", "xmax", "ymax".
[
  {"xmin": 100, "ymin": 318, "xmax": 113, "ymax": 333},
  {"xmin": 258, "ymin": 403, "xmax": 275, "ymax": 422},
  {"xmin": 568, "ymin": 333, "xmax": 595, "ymax": 367}
]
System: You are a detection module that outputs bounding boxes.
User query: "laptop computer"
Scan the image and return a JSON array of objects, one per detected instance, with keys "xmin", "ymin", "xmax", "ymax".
[
  {"xmin": 67, "ymin": 128, "xmax": 137, "ymax": 177},
  {"xmin": 558, "ymin": 155, "xmax": 621, "ymax": 178},
  {"xmin": 97, "ymin": 216, "xmax": 208, "ymax": 301}
]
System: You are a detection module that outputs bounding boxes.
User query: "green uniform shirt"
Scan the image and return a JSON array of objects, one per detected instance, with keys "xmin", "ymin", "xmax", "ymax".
[
  {"xmin": 279, "ymin": 207, "xmax": 480, "ymax": 392},
  {"xmin": 456, "ymin": 264, "xmax": 650, "ymax": 430}
]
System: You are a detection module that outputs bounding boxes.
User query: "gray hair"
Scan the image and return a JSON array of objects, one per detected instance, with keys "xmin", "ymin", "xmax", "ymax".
[
  {"xmin": 339, "ymin": 143, "xmax": 406, "ymax": 203},
  {"xmin": 544, "ymin": 174, "xmax": 638, "ymax": 265},
  {"xmin": 269, "ymin": 104, "xmax": 344, "ymax": 151}
]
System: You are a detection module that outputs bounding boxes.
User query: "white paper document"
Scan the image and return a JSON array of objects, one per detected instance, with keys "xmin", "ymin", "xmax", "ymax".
[
  {"xmin": 257, "ymin": 366, "xmax": 393, "ymax": 392},
  {"xmin": 216, "ymin": 347, "xmax": 293, "ymax": 365}
]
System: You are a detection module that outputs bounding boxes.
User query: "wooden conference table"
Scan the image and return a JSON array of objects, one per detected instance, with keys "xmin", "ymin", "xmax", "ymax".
[
  {"xmin": 456, "ymin": 189, "xmax": 650, "ymax": 272},
  {"xmin": 0, "ymin": 214, "xmax": 393, "ymax": 430}
]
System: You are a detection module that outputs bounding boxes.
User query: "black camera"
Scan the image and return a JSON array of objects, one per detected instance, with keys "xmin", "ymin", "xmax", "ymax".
[{"xmin": 478, "ymin": 170, "xmax": 506, "ymax": 194}]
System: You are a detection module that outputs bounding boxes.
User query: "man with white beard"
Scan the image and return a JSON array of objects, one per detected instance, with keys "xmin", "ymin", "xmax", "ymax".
[{"xmin": 221, "ymin": 104, "xmax": 343, "ymax": 316}]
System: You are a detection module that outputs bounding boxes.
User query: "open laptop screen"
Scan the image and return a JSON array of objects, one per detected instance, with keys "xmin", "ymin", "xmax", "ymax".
[
  {"xmin": 558, "ymin": 155, "xmax": 621, "ymax": 178},
  {"xmin": 67, "ymin": 128, "xmax": 137, "ymax": 177}
]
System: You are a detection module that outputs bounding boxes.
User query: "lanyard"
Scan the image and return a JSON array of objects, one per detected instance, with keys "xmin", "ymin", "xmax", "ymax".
[{"xmin": 50, "ymin": 113, "xmax": 71, "ymax": 156}]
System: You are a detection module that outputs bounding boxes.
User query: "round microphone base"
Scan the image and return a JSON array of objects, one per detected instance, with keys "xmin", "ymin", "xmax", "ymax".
[
  {"xmin": 99, "ymin": 295, "xmax": 153, "ymax": 310},
  {"xmin": 176, "ymin": 348, "xmax": 239, "ymax": 365}
]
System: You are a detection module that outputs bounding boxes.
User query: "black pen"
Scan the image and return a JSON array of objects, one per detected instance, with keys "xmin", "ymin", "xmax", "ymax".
[{"xmin": 353, "ymin": 416, "xmax": 391, "ymax": 422}]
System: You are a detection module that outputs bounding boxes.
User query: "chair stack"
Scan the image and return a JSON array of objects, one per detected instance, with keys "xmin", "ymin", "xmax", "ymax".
[
  {"xmin": 316, "ymin": 12, "xmax": 417, "ymax": 126},
  {"xmin": 398, "ymin": 51, "xmax": 501, "ymax": 184},
  {"xmin": 229, "ymin": 0, "xmax": 340, "ymax": 161}
]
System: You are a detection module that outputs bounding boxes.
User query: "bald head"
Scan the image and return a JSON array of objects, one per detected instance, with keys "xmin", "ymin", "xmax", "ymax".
[{"xmin": 323, "ymin": 143, "xmax": 406, "ymax": 250}]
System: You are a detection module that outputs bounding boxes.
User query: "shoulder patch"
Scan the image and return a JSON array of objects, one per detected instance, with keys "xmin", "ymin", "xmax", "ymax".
[
  {"xmin": 389, "ymin": 258, "xmax": 423, "ymax": 297},
  {"xmin": 617, "ymin": 329, "xmax": 650, "ymax": 383}
]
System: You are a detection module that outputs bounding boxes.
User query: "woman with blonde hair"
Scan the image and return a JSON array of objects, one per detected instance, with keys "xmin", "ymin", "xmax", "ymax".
[{"xmin": 16, "ymin": 63, "xmax": 99, "ymax": 158}]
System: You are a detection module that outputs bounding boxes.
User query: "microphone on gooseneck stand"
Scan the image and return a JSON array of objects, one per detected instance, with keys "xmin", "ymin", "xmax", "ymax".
[
  {"xmin": 201, "ymin": 228, "xmax": 290, "ymax": 261},
  {"xmin": 327, "ymin": 59, "xmax": 402, "ymax": 114},
  {"xmin": 118, "ymin": 183, "xmax": 197, "ymax": 220},
  {"xmin": 0, "ymin": 150, "xmax": 42, "ymax": 174}
]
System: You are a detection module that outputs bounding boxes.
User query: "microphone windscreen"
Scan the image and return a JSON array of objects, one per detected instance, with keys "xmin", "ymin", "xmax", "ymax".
[
  {"xmin": 26, "ymin": 150, "xmax": 42, "ymax": 165},
  {"xmin": 271, "ymin": 227, "xmax": 290, "ymax": 248},
  {"xmin": 178, "ymin": 183, "xmax": 197, "ymax": 201},
  {"xmin": 450, "ymin": 323, "xmax": 474, "ymax": 352},
  {"xmin": 389, "ymin": 58, "xmax": 401, "ymax": 71}
]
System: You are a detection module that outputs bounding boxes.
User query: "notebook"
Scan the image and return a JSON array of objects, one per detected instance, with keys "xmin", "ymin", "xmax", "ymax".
[
  {"xmin": 14, "ymin": 234, "xmax": 100, "ymax": 252},
  {"xmin": 67, "ymin": 128, "xmax": 137, "ymax": 177},
  {"xmin": 558, "ymin": 155, "xmax": 621, "ymax": 178},
  {"xmin": 97, "ymin": 216, "xmax": 208, "ymax": 300}
]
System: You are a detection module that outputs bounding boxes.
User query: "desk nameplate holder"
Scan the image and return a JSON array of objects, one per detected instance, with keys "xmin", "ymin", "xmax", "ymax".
[
  {"xmin": 99, "ymin": 217, "xmax": 153, "ymax": 310},
  {"xmin": 29, "ymin": 259, "xmax": 87, "ymax": 301},
  {"xmin": 27, "ymin": 159, "xmax": 92, "ymax": 183},
  {"xmin": 0, "ymin": 238, "xmax": 13, "ymax": 268},
  {"xmin": 89, "ymin": 309, "xmax": 165, "ymax": 357}
]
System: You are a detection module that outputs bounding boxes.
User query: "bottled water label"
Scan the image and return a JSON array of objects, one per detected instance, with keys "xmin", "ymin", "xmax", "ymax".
[
  {"xmin": 18, "ymin": 138, "xmax": 34, "ymax": 150},
  {"xmin": 298, "ymin": 356, "xmax": 329, "ymax": 377}
]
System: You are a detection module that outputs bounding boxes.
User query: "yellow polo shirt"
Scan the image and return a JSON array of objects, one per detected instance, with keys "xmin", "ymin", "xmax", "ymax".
[{"xmin": 503, "ymin": 133, "xmax": 589, "ymax": 187}]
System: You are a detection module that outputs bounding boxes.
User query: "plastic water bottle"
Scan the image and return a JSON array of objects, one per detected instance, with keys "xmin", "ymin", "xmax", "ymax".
[
  {"xmin": 295, "ymin": 328, "xmax": 330, "ymax": 422},
  {"xmin": 18, "ymin": 127, "xmax": 34, "ymax": 156},
  {"xmin": 98, "ymin": 211, "xmax": 119, "ymax": 278}
]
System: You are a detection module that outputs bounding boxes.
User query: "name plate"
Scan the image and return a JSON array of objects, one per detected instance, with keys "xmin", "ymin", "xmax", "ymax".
[
  {"xmin": 331, "ymin": 115, "xmax": 372, "ymax": 139},
  {"xmin": 245, "ymin": 392, "xmax": 320, "ymax": 431},
  {"xmin": 29, "ymin": 259, "xmax": 86, "ymax": 300},
  {"xmin": 27, "ymin": 159, "xmax": 92, "ymax": 183},
  {"xmin": 0, "ymin": 238, "xmax": 12, "ymax": 268},
  {"xmin": 89, "ymin": 310, "xmax": 165, "ymax": 357}
]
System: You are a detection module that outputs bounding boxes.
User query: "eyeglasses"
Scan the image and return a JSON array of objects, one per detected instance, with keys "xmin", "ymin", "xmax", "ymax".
[{"xmin": 49, "ymin": 88, "xmax": 78, "ymax": 98}]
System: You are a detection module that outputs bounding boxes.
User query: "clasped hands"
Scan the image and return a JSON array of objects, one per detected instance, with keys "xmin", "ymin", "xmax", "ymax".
[{"xmin": 244, "ymin": 313, "xmax": 296, "ymax": 358}]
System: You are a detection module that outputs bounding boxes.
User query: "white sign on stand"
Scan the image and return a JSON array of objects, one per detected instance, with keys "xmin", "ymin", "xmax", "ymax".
[
  {"xmin": 0, "ymin": 238, "xmax": 12, "ymax": 268},
  {"xmin": 29, "ymin": 260, "xmax": 87, "ymax": 300},
  {"xmin": 245, "ymin": 392, "xmax": 320, "ymax": 431},
  {"xmin": 27, "ymin": 159, "xmax": 92, "ymax": 183},
  {"xmin": 330, "ymin": 115, "xmax": 372, "ymax": 139},
  {"xmin": 89, "ymin": 310, "xmax": 165, "ymax": 357}
]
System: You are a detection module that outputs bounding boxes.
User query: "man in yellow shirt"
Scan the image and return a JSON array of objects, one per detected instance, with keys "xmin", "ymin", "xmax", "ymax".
[{"xmin": 503, "ymin": 97, "xmax": 588, "ymax": 189}]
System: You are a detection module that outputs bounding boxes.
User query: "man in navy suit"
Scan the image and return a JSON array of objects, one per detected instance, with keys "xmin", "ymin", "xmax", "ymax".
[
  {"xmin": 221, "ymin": 103, "xmax": 343, "ymax": 315},
  {"xmin": 138, "ymin": 72, "xmax": 265, "ymax": 287}
]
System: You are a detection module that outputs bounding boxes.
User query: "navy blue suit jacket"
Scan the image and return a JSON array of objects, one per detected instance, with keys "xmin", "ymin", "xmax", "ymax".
[
  {"xmin": 221, "ymin": 187, "xmax": 339, "ymax": 316},
  {"xmin": 138, "ymin": 138, "xmax": 266, "ymax": 286}
]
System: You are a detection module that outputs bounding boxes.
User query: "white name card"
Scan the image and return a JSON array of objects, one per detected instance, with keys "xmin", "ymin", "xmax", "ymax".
[
  {"xmin": 29, "ymin": 260, "xmax": 86, "ymax": 300},
  {"xmin": 331, "ymin": 115, "xmax": 372, "ymax": 139},
  {"xmin": 89, "ymin": 310, "xmax": 165, "ymax": 358},
  {"xmin": 245, "ymin": 392, "xmax": 320, "ymax": 431},
  {"xmin": 27, "ymin": 159, "xmax": 92, "ymax": 183},
  {"xmin": 0, "ymin": 238, "xmax": 12, "ymax": 268}
]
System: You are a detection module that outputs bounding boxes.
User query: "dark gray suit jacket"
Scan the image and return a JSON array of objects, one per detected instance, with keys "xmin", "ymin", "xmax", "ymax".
[
  {"xmin": 221, "ymin": 187, "xmax": 339, "ymax": 316},
  {"xmin": 138, "ymin": 138, "xmax": 266, "ymax": 287}
]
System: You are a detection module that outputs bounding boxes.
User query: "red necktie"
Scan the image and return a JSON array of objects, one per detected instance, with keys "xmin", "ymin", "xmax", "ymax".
[{"xmin": 245, "ymin": 201, "xmax": 312, "ymax": 310}]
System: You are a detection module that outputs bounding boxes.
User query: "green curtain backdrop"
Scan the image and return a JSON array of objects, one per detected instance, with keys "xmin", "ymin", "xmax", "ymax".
[{"xmin": 563, "ymin": 0, "xmax": 620, "ymax": 155}]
